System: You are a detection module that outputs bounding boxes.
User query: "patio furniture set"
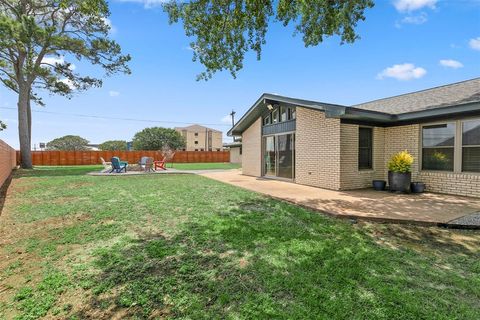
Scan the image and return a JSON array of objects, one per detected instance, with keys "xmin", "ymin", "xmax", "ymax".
[{"xmin": 100, "ymin": 155, "xmax": 171, "ymax": 173}]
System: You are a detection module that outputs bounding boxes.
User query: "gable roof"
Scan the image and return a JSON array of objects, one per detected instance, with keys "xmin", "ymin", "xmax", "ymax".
[
  {"xmin": 353, "ymin": 78, "xmax": 480, "ymax": 114},
  {"xmin": 228, "ymin": 78, "xmax": 480, "ymax": 136}
]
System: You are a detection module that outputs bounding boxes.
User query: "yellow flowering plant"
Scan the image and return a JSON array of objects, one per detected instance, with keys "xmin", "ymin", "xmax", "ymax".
[{"xmin": 388, "ymin": 150, "xmax": 414, "ymax": 173}]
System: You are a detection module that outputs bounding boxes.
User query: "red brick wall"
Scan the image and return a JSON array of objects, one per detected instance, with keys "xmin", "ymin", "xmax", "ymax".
[{"xmin": 0, "ymin": 139, "xmax": 16, "ymax": 188}]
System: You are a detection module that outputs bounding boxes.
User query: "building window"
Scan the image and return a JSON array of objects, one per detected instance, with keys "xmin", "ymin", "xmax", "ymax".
[
  {"xmin": 422, "ymin": 123, "xmax": 455, "ymax": 171},
  {"xmin": 462, "ymin": 119, "xmax": 480, "ymax": 172},
  {"xmin": 358, "ymin": 127, "xmax": 373, "ymax": 170},
  {"xmin": 216, "ymin": 148, "xmax": 221, "ymax": 151},
  {"xmin": 194, "ymin": 132, "xmax": 198, "ymax": 136},
  {"xmin": 200, "ymin": 148, "xmax": 204, "ymax": 151},
  {"xmin": 280, "ymin": 106, "xmax": 287, "ymax": 122},
  {"xmin": 195, "ymin": 149, "xmax": 198, "ymax": 151},
  {"xmin": 194, "ymin": 141, "xmax": 198, "ymax": 145}
]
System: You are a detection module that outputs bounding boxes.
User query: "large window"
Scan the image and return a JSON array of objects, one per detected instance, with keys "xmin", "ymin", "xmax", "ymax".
[
  {"xmin": 287, "ymin": 107, "xmax": 295, "ymax": 120},
  {"xmin": 280, "ymin": 106, "xmax": 287, "ymax": 122},
  {"xmin": 422, "ymin": 123, "xmax": 455, "ymax": 171},
  {"xmin": 263, "ymin": 114, "xmax": 271, "ymax": 126},
  {"xmin": 263, "ymin": 105, "xmax": 296, "ymax": 126},
  {"xmin": 462, "ymin": 119, "xmax": 480, "ymax": 172},
  {"xmin": 271, "ymin": 108, "xmax": 278, "ymax": 124},
  {"xmin": 358, "ymin": 127, "xmax": 373, "ymax": 170}
]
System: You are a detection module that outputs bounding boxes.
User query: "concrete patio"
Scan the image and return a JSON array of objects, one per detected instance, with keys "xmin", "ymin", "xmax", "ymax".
[{"xmin": 200, "ymin": 170, "xmax": 480, "ymax": 228}]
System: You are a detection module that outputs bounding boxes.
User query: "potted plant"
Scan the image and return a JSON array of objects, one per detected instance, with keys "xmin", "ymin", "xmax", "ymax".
[{"xmin": 388, "ymin": 150, "xmax": 414, "ymax": 193}]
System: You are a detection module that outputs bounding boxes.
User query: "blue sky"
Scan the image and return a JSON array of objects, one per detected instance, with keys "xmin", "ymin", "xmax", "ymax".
[{"xmin": 1, "ymin": 0, "xmax": 479, "ymax": 149}]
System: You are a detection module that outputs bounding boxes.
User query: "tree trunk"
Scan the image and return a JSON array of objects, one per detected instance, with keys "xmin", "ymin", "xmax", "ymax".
[
  {"xmin": 27, "ymin": 94, "xmax": 32, "ymax": 143},
  {"xmin": 18, "ymin": 86, "xmax": 32, "ymax": 169}
]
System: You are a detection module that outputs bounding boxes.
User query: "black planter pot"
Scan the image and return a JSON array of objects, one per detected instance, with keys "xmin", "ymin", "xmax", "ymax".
[
  {"xmin": 411, "ymin": 182, "xmax": 426, "ymax": 193},
  {"xmin": 372, "ymin": 180, "xmax": 386, "ymax": 191},
  {"xmin": 388, "ymin": 171, "xmax": 411, "ymax": 193}
]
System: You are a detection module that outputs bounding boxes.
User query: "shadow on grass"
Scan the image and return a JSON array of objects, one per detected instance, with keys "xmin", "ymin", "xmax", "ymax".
[
  {"xmin": 363, "ymin": 222, "xmax": 480, "ymax": 257},
  {"xmin": 73, "ymin": 199, "xmax": 480, "ymax": 319}
]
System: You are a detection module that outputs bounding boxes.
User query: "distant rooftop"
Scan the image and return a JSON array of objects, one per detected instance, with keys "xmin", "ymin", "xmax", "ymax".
[
  {"xmin": 353, "ymin": 78, "xmax": 480, "ymax": 115},
  {"xmin": 174, "ymin": 124, "xmax": 222, "ymax": 133}
]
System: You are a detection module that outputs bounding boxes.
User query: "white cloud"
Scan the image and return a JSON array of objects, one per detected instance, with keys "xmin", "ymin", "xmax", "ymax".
[
  {"xmin": 439, "ymin": 59, "xmax": 463, "ymax": 69},
  {"xmin": 221, "ymin": 115, "xmax": 232, "ymax": 124},
  {"xmin": 102, "ymin": 17, "xmax": 117, "ymax": 34},
  {"xmin": 377, "ymin": 63, "xmax": 427, "ymax": 81},
  {"xmin": 393, "ymin": 0, "xmax": 437, "ymax": 12},
  {"xmin": 401, "ymin": 12, "xmax": 428, "ymax": 24},
  {"xmin": 116, "ymin": 0, "xmax": 167, "ymax": 8},
  {"xmin": 41, "ymin": 56, "xmax": 76, "ymax": 70},
  {"xmin": 469, "ymin": 37, "xmax": 480, "ymax": 51},
  {"xmin": 109, "ymin": 90, "xmax": 120, "ymax": 97}
]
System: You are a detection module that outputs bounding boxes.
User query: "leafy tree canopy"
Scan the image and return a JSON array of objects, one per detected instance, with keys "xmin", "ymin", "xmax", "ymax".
[
  {"xmin": 99, "ymin": 140, "xmax": 128, "ymax": 151},
  {"xmin": 132, "ymin": 127, "xmax": 185, "ymax": 151},
  {"xmin": 0, "ymin": 120, "xmax": 5, "ymax": 131},
  {"xmin": 46, "ymin": 135, "xmax": 90, "ymax": 150},
  {"xmin": 0, "ymin": 0, "xmax": 130, "ymax": 168},
  {"xmin": 0, "ymin": 0, "xmax": 131, "ymax": 103},
  {"xmin": 164, "ymin": 0, "xmax": 374, "ymax": 80}
]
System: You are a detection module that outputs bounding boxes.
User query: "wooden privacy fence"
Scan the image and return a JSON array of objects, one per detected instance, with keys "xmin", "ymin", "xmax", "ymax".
[
  {"xmin": 1, "ymin": 140, "xmax": 16, "ymax": 188},
  {"xmin": 16, "ymin": 150, "xmax": 230, "ymax": 166}
]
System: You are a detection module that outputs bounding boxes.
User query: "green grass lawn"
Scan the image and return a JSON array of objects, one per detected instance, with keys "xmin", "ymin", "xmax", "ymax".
[{"xmin": 0, "ymin": 166, "xmax": 479, "ymax": 319}]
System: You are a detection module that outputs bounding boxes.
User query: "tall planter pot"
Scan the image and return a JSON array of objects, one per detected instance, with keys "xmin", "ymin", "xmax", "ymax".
[{"xmin": 388, "ymin": 171, "xmax": 411, "ymax": 193}]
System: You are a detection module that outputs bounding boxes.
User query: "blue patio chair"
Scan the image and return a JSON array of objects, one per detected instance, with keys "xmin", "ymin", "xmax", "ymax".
[{"xmin": 110, "ymin": 157, "xmax": 128, "ymax": 173}]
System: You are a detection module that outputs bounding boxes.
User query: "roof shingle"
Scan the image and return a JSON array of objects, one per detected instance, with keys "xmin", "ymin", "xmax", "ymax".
[{"xmin": 353, "ymin": 78, "xmax": 480, "ymax": 115}]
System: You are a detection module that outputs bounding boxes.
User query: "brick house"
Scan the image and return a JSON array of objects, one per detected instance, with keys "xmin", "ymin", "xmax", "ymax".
[{"xmin": 228, "ymin": 78, "xmax": 480, "ymax": 198}]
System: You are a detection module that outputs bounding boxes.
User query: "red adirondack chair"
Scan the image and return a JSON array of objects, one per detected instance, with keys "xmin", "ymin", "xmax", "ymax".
[
  {"xmin": 154, "ymin": 157, "xmax": 167, "ymax": 171},
  {"xmin": 154, "ymin": 152, "xmax": 175, "ymax": 171}
]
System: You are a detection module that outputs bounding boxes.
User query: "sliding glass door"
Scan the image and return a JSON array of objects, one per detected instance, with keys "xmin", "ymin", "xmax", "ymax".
[{"xmin": 263, "ymin": 133, "xmax": 295, "ymax": 179}]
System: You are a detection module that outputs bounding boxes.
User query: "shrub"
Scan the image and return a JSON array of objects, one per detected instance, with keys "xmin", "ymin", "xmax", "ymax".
[{"xmin": 388, "ymin": 150, "xmax": 414, "ymax": 173}]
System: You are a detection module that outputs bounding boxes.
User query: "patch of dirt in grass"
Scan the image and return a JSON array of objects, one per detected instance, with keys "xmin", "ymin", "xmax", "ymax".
[
  {"xmin": 360, "ymin": 222, "xmax": 480, "ymax": 255},
  {"xmin": 66, "ymin": 181, "xmax": 95, "ymax": 189}
]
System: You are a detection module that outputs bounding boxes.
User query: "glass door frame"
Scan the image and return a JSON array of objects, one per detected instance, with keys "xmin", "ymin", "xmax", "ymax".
[{"xmin": 262, "ymin": 131, "xmax": 295, "ymax": 181}]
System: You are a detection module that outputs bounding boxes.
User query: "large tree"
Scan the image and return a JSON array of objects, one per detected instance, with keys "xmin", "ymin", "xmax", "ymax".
[
  {"xmin": 164, "ymin": 0, "xmax": 374, "ymax": 80},
  {"xmin": 0, "ymin": 120, "xmax": 5, "ymax": 130},
  {"xmin": 46, "ymin": 134, "xmax": 89, "ymax": 150},
  {"xmin": 132, "ymin": 127, "xmax": 185, "ymax": 151},
  {"xmin": 0, "ymin": 0, "xmax": 130, "ymax": 168}
]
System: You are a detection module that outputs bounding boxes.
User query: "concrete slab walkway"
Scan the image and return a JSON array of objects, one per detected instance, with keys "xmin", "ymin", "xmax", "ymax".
[
  {"xmin": 200, "ymin": 170, "xmax": 480, "ymax": 228},
  {"xmin": 87, "ymin": 168, "xmax": 230, "ymax": 176}
]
